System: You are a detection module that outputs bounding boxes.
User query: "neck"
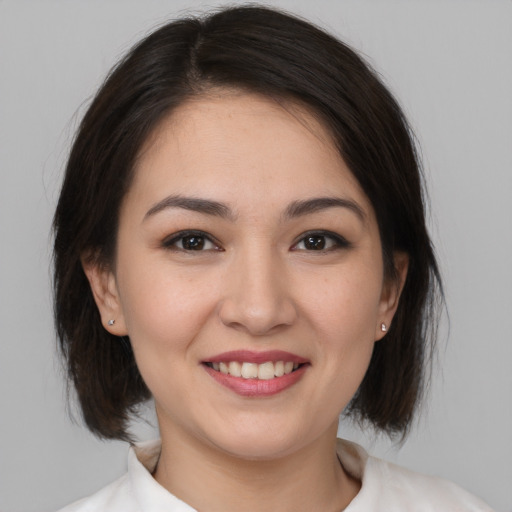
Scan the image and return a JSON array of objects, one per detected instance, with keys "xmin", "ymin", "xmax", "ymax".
[{"xmin": 153, "ymin": 422, "xmax": 360, "ymax": 512}]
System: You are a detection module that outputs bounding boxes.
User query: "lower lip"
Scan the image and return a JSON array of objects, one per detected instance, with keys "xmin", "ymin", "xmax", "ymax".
[{"xmin": 203, "ymin": 364, "xmax": 308, "ymax": 397}]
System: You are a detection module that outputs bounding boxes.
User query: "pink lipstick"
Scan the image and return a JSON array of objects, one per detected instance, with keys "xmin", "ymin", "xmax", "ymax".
[{"xmin": 202, "ymin": 350, "xmax": 309, "ymax": 397}]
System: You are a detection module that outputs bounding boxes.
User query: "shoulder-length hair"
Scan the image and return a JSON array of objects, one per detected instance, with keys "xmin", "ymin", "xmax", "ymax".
[{"xmin": 53, "ymin": 5, "xmax": 442, "ymax": 442}]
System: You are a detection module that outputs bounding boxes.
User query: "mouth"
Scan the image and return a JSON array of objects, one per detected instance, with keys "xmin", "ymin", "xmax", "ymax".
[
  {"xmin": 204, "ymin": 360, "xmax": 305, "ymax": 380},
  {"xmin": 202, "ymin": 350, "xmax": 309, "ymax": 396}
]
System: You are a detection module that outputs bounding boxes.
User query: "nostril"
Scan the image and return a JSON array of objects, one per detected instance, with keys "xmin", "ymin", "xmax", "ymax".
[{"xmin": 218, "ymin": 296, "xmax": 298, "ymax": 336}]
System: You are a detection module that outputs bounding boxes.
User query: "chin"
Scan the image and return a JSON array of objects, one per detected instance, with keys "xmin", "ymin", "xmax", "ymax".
[
  {"xmin": 200, "ymin": 419, "xmax": 319, "ymax": 462},
  {"xmin": 215, "ymin": 437, "xmax": 298, "ymax": 461}
]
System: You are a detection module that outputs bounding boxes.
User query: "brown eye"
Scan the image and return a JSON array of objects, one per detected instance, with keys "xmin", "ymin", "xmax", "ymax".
[
  {"xmin": 182, "ymin": 235, "xmax": 206, "ymax": 250},
  {"xmin": 292, "ymin": 231, "xmax": 351, "ymax": 252},
  {"xmin": 304, "ymin": 235, "xmax": 326, "ymax": 250},
  {"xmin": 162, "ymin": 231, "xmax": 220, "ymax": 252}
]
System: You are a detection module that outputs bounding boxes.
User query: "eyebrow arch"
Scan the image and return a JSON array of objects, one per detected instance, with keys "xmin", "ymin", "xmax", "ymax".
[
  {"xmin": 284, "ymin": 197, "xmax": 366, "ymax": 222},
  {"xmin": 144, "ymin": 195, "xmax": 235, "ymax": 221}
]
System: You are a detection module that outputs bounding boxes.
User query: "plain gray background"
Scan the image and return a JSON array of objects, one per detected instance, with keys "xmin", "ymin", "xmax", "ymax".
[{"xmin": 1, "ymin": 1, "xmax": 511, "ymax": 511}]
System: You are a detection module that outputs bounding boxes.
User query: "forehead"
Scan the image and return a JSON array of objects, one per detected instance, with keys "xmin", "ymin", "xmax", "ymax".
[{"xmin": 129, "ymin": 91, "xmax": 371, "ymax": 215}]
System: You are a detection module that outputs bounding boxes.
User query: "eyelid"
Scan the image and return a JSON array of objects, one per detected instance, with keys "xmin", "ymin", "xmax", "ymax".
[
  {"xmin": 161, "ymin": 229, "xmax": 349, "ymax": 252},
  {"xmin": 161, "ymin": 229, "xmax": 222, "ymax": 251}
]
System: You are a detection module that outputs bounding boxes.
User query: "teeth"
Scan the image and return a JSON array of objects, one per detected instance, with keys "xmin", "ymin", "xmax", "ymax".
[
  {"xmin": 228, "ymin": 361, "xmax": 242, "ymax": 377},
  {"xmin": 241, "ymin": 362, "xmax": 258, "ymax": 379},
  {"xmin": 258, "ymin": 362, "xmax": 275, "ymax": 380},
  {"xmin": 211, "ymin": 360, "xmax": 301, "ymax": 379}
]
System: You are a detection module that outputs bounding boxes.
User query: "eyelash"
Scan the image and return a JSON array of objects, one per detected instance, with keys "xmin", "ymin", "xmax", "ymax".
[
  {"xmin": 161, "ymin": 230, "xmax": 351, "ymax": 253},
  {"xmin": 291, "ymin": 231, "xmax": 351, "ymax": 252},
  {"xmin": 161, "ymin": 230, "xmax": 222, "ymax": 252}
]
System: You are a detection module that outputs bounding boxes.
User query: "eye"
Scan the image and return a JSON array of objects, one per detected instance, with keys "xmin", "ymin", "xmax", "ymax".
[
  {"xmin": 162, "ymin": 230, "xmax": 221, "ymax": 252},
  {"xmin": 291, "ymin": 231, "xmax": 351, "ymax": 251}
]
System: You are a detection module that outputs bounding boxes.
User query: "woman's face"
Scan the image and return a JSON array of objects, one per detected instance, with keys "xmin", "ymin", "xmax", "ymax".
[{"xmin": 90, "ymin": 91, "xmax": 403, "ymax": 459}]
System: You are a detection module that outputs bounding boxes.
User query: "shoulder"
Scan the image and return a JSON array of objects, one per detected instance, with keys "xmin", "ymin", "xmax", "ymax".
[
  {"xmin": 368, "ymin": 456, "xmax": 493, "ymax": 511},
  {"xmin": 337, "ymin": 439, "xmax": 494, "ymax": 511},
  {"xmin": 55, "ymin": 473, "xmax": 135, "ymax": 512},
  {"xmin": 54, "ymin": 440, "xmax": 158, "ymax": 512},
  {"xmin": 55, "ymin": 440, "xmax": 194, "ymax": 512}
]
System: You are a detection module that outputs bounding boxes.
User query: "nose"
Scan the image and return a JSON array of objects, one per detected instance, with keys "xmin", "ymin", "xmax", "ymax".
[{"xmin": 218, "ymin": 246, "xmax": 298, "ymax": 336}]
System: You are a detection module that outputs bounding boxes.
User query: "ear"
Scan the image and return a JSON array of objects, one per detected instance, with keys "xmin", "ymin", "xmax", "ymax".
[
  {"xmin": 81, "ymin": 256, "xmax": 128, "ymax": 336},
  {"xmin": 375, "ymin": 251, "xmax": 409, "ymax": 341}
]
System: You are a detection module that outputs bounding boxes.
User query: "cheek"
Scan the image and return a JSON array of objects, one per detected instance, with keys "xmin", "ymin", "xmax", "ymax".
[
  {"xmin": 302, "ymin": 264, "xmax": 383, "ymax": 335},
  {"xmin": 116, "ymin": 258, "xmax": 218, "ymax": 360},
  {"xmin": 300, "ymin": 263, "xmax": 383, "ymax": 387},
  {"xmin": 117, "ymin": 272, "xmax": 221, "ymax": 405}
]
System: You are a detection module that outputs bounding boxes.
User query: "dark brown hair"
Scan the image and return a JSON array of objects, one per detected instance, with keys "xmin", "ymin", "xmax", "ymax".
[{"xmin": 53, "ymin": 5, "xmax": 442, "ymax": 442}]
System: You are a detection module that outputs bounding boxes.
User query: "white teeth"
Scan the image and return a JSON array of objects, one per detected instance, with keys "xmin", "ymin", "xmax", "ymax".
[
  {"xmin": 241, "ymin": 362, "xmax": 258, "ymax": 379},
  {"xmin": 228, "ymin": 361, "xmax": 242, "ymax": 377},
  {"xmin": 211, "ymin": 360, "xmax": 302, "ymax": 379},
  {"xmin": 284, "ymin": 361, "xmax": 294, "ymax": 374},
  {"xmin": 258, "ymin": 362, "xmax": 275, "ymax": 380}
]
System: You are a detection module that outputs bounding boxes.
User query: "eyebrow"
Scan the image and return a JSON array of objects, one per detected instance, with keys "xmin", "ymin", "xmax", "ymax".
[
  {"xmin": 144, "ymin": 194, "xmax": 365, "ymax": 223},
  {"xmin": 144, "ymin": 195, "xmax": 235, "ymax": 221},
  {"xmin": 284, "ymin": 197, "xmax": 366, "ymax": 223}
]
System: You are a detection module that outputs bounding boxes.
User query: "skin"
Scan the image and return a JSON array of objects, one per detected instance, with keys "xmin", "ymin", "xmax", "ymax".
[{"xmin": 85, "ymin": 91, "xmax": 407, "ymax": 512}]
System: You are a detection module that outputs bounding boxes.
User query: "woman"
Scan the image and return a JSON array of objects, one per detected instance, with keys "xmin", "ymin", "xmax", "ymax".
[{"xmin": 53, "ymin": 5, "xmax": 493, "ymax": 511}]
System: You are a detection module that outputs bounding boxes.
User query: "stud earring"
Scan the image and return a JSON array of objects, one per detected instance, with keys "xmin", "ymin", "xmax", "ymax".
[
  {"xmin": 380, "ymin": 323, "xmax": 387, "ymax": 332},
  {"xmin": 108, "ymin": 319, "xmax": 115, "ymax": 326}
]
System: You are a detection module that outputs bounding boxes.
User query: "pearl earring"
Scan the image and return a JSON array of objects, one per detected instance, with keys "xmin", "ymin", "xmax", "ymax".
[
  {"xmin": 380, "ymin": 323, "xmax": 387, "ymax": 332},
  {"xmin": 108, "ymin": 319, "xmax": 115, "ymax": 326}
]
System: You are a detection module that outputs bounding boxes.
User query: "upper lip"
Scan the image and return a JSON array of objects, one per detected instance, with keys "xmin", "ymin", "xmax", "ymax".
[{"xmin": 204, "ymin": 350, "xmax": 309, "ymax": 365}]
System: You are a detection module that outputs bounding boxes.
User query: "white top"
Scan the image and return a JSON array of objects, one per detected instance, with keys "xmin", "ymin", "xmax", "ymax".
[{"xmin": 57, "ymin": 439, "xmax": 493, "ymax": 511}]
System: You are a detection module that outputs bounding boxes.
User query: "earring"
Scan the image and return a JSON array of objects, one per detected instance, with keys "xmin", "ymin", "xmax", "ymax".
[
  {"xmin": 108, "ymin": 319, "xmax": 115, "ymax": 326},
  {"xmin": 380, "ymin": 323, "xmax": 387, "ymax": 332}
]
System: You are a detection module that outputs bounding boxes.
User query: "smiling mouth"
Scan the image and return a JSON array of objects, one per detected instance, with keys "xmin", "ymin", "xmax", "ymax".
[{"xmin": 204, "ymin": 361, "xmax": 305, "ymax": 380}]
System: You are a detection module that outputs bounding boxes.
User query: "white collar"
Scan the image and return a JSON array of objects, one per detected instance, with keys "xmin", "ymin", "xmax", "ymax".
[{"xmin": 125, "ymin": 438, "xmax": 372, "ymax": 511}]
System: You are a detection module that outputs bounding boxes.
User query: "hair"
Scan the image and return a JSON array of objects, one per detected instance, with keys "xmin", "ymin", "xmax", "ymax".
[{"xmin": 53, "ymin": 4, "xmax": 442, "ymax": 442}]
